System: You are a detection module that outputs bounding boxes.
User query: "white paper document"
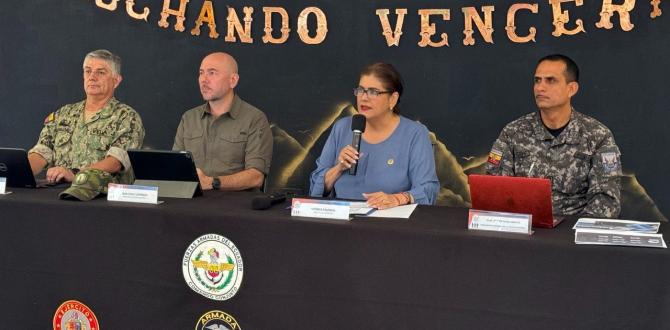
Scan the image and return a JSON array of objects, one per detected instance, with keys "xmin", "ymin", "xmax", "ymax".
[
  {"xmin": 348, "ymin": 202, "xmax": 375, "ymax": 215},
  {"xmin": 575, "ymin": 229, "xmax": 667, "ymax": 248},
  {"xmin": 365, "ymin": 204, "xmax": 418, "ymax": 219},
  {"xmin": 573, "ymin": 218, "xmax": 660, "ymax": 234}
]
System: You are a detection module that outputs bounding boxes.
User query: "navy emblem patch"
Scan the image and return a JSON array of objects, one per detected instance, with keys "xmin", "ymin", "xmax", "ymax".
[
  {"xmin": 601, "ymin": 152, "xmax": 620, "ymax": 174},
  {"xmin": 195, "ymin": 310, "xmax": 241, "ymax": 330}
]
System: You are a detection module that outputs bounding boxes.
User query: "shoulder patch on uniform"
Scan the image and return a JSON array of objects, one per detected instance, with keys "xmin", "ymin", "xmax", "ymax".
[
  {"xmin": 487, "ymin": 148, "xmax": 502, "ymax": 166},
  {"xmin": 601, "ymin": 152, "xmax": 620, "ymax": 174},
  {"xmin": 43, "ymin": 112, "xmax": 55, "ymax": 124}
]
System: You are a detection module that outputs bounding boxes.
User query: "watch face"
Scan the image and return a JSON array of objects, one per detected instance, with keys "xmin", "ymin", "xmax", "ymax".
[{"xmin": 212, "ymin": 178, "xmax": 221, "ymax": 189}]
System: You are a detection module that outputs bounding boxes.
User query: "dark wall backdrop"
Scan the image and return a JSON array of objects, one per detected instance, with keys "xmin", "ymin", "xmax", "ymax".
[{"xmin": 1, "ymin": 1, "xmax": 668, "ymax": 218}]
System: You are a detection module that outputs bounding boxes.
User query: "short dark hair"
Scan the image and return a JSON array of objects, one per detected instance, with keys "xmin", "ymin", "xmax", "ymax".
[
  {"xmin": 538, "ymin": 54, "xmax": 579, "ymax": 83},
  {"xmin": 360, "ymin": 62, "xmax": 404, "ymax": 114}
]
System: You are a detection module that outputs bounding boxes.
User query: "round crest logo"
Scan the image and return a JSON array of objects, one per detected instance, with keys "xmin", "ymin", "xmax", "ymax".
[
  {"xmin": 52, "ymin": 300, "xmax": 100, "ymax": 330},
  {"xmin": 183, "ymin": 234, "xmax": 244, "ymax": 301},
  {"xmin": 195, "ymin": 310, "xmax": 241, "ymax": 330}
]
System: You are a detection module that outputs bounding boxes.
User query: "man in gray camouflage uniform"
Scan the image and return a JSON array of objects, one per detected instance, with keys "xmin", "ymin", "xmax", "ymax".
[
  {"xmin": 486, "ymin": 54, "xmax": 621, "ymax": 218},
  {"xmin": 28, "ymin": 49, "xmax": 144, "ymax": 188}
]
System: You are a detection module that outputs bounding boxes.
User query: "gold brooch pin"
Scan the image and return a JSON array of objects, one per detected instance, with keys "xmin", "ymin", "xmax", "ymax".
[{"xmin": 387, "ymin": 158, "xmax": 394, "ymax": 166}]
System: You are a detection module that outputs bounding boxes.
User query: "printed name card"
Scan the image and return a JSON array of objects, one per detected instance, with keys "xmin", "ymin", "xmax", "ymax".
[
  {"xmin": 575, "ymin": 229, "xmax": 667, "ymax": 248},
  {"xmin": 468, "ymin": 209, "xmax": 533, "ymax": 235},
  {"xmin": 107, "ymin": 183, "xmax": 160, "ymax": 204},
  {"xmin": 291, "ymin": 198, "xmax": 351, "ymax": 220},
  {"xmin": 0, "ymin": 177, "xmax": 7, "ymax": 195}
]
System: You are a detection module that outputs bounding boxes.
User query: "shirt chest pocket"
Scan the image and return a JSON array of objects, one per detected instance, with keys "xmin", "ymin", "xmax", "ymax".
[
  {"xmin": 558, "ymin": 150, "xmax": 591, "ymax": 192},
  {"xmin": 54, "ymin": 127, "xmax": 73, "ymax": 147},
  {"xmin": 572, "ymin": 151, "xmax": 591, "ymax": 171},
  {"xmin": 88, "ymin": 127, "xmax": 117, "ymax": 151},
  {"xmin": 184, "ymin": 132, "xmax": 205, "ymax": 158},
  {"xmin": 513, "ymin": 150, "xmax": 534, "ymax": 176},
  {"xmin": 215, "ymin": 133, "xmax": 248, "ymax": 165}
]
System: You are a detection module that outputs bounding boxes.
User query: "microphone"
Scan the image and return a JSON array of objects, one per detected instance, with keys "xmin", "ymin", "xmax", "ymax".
[
  {"xmin": 251, "ymin": 193, "xmax": 287, "ymax": 210},
  {"xmin": 349, "ymin": 114, "xmax": 366, "ymax": 175}
]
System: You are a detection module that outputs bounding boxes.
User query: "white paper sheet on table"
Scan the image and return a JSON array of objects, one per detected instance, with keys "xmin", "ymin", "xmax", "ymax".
[
  {"xmin": 349, "ymin": 202, "xmax": 374, "ymax": 215},
  {"xmin": 367, "ymin": 204, "xmax": 418, "ymax": 218}
]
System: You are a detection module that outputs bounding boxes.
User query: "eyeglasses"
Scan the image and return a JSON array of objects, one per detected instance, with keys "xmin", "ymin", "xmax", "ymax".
[{"xmin": 353, "ymin": 87, "xmax": 393, "ymax": 97}]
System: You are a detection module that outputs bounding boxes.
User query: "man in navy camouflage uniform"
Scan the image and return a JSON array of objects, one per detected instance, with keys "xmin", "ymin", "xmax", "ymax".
[
  {"xmin": 28, "ymin": 49, "xmax": 144, "ymax": 198},
  {"xmin": 486, "ymin": 54, "xmax": 622, "ymax": 218}
]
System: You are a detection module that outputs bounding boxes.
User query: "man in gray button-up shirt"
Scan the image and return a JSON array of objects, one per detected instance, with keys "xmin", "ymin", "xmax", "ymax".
[{"xmin": 173, "ymin": 52, "xmax": 272, "ymax": 191}]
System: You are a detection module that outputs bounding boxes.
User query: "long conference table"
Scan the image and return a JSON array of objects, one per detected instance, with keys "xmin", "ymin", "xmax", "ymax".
[{"xmin": 0, "ymin": 187, "xmax": 668, "ymax": 329}]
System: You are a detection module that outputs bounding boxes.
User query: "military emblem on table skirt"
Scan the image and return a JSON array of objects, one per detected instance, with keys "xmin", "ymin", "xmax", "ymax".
[
  {"xmin": 52, "ymin": 299, "xmax": 100, "ymax": 330},
  {"xmin": 183, "ymin": 233, "xmax": 244, "ymax": 301},
  {"xmin": 195, "ymin": 310, "xmax": 242, "ymax": 330}
]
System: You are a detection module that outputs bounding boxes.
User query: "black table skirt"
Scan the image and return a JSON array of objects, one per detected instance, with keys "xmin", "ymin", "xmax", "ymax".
[{"xmin": 1, "ymin": 187, "xmax": 668, "ymax": 329}]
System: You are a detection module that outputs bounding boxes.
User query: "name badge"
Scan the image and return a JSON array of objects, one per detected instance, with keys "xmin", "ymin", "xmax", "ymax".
[
  {"xmin": 291, "ymin": 198, "xmax": 351, "ymax": 220},
  {"xmin": 468, "ymin": 209, "xmax": 533, "ymax": 235},
  {"xmin": 107, "ymin": 183, "xmax": 161, "ymax": 204},
  {"xmin": 0, "ymin": 177, "xmax": 8, "ymax": 195}
]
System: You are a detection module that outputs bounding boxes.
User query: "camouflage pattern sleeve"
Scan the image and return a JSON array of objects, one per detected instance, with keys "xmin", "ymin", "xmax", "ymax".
[
  {"xmin": 485, "ymin": 127, "xmax": 514, "ymax": 176},
  {"xmin": 28, "ymin": 110, "xmax": 60, "ymax": 166},
  {"xmin": 582, "ymin": 132, "xmax": 622, "ymax": 218},
  {"xmin": 106, "ymin": 108, "xmax": 145, "ymax": 171}
]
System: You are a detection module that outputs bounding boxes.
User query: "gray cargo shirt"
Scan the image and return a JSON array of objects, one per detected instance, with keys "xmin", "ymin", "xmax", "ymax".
[
  {"xmin": 172, "ymin": 94, "xmax": 273, "ymax": 177},
  {"xmin": 486, "ymin": 110, "xmax": 622, "ymax": 218}
]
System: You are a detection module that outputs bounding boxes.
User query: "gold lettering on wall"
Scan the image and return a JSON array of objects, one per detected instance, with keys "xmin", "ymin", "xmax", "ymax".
[
  {"xmin": 297, "ymin": 7, "xmax": 329, "ymax": 44},
  {"xmin": 418, "ymin": 9, "xmax": 450, "ymax": 47},
  {"xmin": 263, "ymin": 7, "xmax": 291, "ymax": 44},
  {"xmin": 506, "ymin": 4, "xmax": 538, "ymax": 43},
  {"xmin": 191, "ymin": 0, "xmax": 219, "ymax": 38},
  {"xmin": 225, "ymin": 7, "xmax": 254, "ymax": 43},
  {"xmin": 596, "ymin": 0, "xmax": 636, "ymax": 30},
  {"xmin": 375, "ymin": 9, "xmax": 408, "ymax": 47},
  {"xmin": 651, "ymin": 0, "xmax": 663, "ymax": 18},
  {"xmin": 158, "ymin": 0, "xmax": 189, "ymax": 32},
  {"xmin": 125, "ymin": 0, "xmax": 149, "ymax": 21},
  {"xmin": 462, "ymin": 6, "xmax": 495, "ymax": 46},
  {"xmin": 95, "ymin": 0, "xmax": 119, "ymax": 11},
  {"xmin": 549, "ymin": 0, "xmax": 586, "ymax": 37}
]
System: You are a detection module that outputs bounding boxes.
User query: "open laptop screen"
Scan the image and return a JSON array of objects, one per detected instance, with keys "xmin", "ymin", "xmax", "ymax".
[
  {"xmin": 0, "ymin": 148, "xmax": 38, "ymax": 188},
  {"xmin": 127, "ymin": 149, "xmax": 202, "ymax": 197},
  {"xmin": 468, "ymin": 174, "xmax": 560, "ymax": 228}
]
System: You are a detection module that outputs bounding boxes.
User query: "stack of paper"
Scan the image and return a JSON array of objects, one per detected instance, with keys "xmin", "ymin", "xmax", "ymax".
[
  {"xmin": 349, "ymin": 202, "xmax": 418, "ymax": 219},
  {"xmin": 573, "ymin": 218, "xmax": 667, "ymax": 248}
]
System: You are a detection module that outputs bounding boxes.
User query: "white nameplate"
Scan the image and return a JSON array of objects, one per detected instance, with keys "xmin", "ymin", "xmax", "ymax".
[
  {"xmin": 468, "ymin": 209, "xmax": 533, "ymax": 235},
  {"xmin": 107, "ymin": 183, "xmax": 160, "ymax": 204},
  {"xmin": 575, "ymin": 229, "xmax": 667, "ymax": 248},
  {"xmin": 291, "ymin": 198, "xmax": 351, "ymax": 220},
  {"xmin": 0, "ymin": 177, "xmax": 8, "ymax": 195}
]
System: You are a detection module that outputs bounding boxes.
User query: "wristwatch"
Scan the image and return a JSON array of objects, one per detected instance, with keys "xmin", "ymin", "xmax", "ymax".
[{"xmin": 211, "ymin": 177, "xmax": 221, "ymax": 190}]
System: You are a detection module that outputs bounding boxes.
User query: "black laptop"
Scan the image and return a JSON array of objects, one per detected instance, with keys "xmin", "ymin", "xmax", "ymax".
[
  {"xmin": 127, "ymin": 149, "xmax": 202, "ymax": 198},
  {"xmin": 0, "ymin": 148, "xmax": 42, "ymax": 188}
]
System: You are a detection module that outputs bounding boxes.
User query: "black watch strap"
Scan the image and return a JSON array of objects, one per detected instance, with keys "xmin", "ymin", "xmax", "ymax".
[
  {"xmin": 212, "ymin": 177, "xmax": 221, "ymax": 190},
  {"xmin": 71, "ymin": 168, "xmax": 80, "ymax": 175}
]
